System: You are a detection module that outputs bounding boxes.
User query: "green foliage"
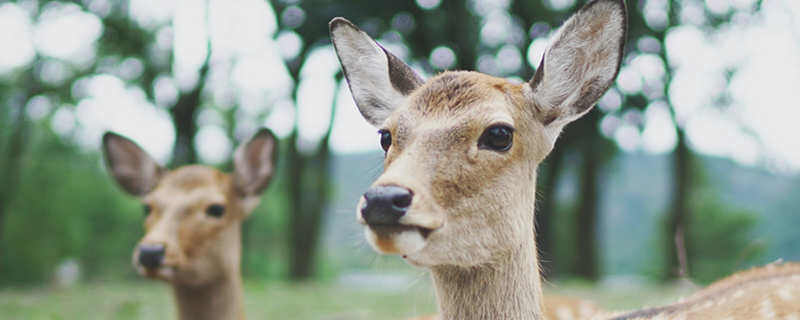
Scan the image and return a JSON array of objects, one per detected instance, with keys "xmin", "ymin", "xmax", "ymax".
[
  {"xmin": 0, "ymin": 122, "xmax": 298, "ymax": 285},
  {"xmin": 685, "ymin": 190, "xmax": 765, "ymax": 283},
  {"xmin": 551, "ymin": 201, "xmax": 579, "ymax": 276},
  {"xmin": 0, "ymin": 125, "xmax": 142, "ymax": 285},
  {"xmin": 645, "ymin": 186, "xmax": 764, "ymax": 284},
  {"xmin": 241, "ymin": 151, "xmax": 292, "ymax": 279},
  {"xmin": 0, "ymin": 0, "xmax": 785, "ymax": 288}
]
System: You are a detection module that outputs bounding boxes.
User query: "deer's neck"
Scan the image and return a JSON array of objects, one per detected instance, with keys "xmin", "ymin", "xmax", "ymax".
[
  {"xmin": 431, "ymin": 239, "xmax": 544, "ymax": 320},
  {"xmin": 173, "ymin": 274, "xmax": 244, "ymax": 320},
  {"xmin": 172, "ymin": 225, "xmax": 245, "ymax": 320}
]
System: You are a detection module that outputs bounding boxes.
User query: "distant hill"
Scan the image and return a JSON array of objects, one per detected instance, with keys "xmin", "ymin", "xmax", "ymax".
[{"xmin": 322, "ymin": 151, "xmax": 800, "ymax": 276}]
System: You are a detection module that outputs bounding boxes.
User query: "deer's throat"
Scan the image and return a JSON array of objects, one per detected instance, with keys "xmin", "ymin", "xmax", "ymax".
[
  {"xmin": 173, "ymin": 226, "xmax": 245, "ymax": 320},
  {"xmin": 431, "ymin": 240, "xmax": 544, "ymax": 320},
  {"xmin": 173, "ymin": 274, "xmax": 245, "ymax": 320}
]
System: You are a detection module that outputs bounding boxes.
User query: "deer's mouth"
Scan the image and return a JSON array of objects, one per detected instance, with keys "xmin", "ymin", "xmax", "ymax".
[
  {"xmin": 136, "ymin": 264, "xmax": 176, "ymax": 281},
  {"xmin": 369, "ymin": 224, "xmax": 434, "ymax": 238},
  {"xmin": 364, "ymin": 223, "xmax": 436, "ymax": 255}
]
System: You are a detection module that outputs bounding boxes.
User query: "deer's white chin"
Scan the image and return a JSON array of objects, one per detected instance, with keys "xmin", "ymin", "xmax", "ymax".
[
  {"xmin": 136, "ymin": 265, "xmax": 176, "ymax": 281},
  {"xmin": 364, "ymin": 225, "xmax": 429, "ymax": 255}
]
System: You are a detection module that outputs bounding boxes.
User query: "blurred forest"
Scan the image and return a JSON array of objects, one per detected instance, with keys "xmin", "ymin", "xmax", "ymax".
[{"xmin": 0, "ymin": 0, "xmax": 797, "ymax": 292}]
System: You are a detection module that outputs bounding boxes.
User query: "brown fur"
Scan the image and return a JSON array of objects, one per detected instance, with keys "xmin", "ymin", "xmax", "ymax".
[
  {"xmin": 413, "ymin": 263, "xmax": 800, "ymax": 320},
  {"xmin": 374, "ymin": 233, "xmax": 401, "ymax": 254},
  {"xmin": 411, "ymin": 294, "xmax": 604, "ymax": 320},
  {"xmin": 354, "ymin": 69, "xmax": 554, "ymax": 319},
  {"xmin": 412, "ymin": 73, "xmax": 485, "ymax": 115},
  {"xmin": 102, "ymin": 130, "xmax": 276, "ymax": 320},
  {"xmin": 136, "ymin": 165, "xmax": 248, "ymax": 320},
  {"xmin": 601, "ymin": 262, "xmax": 800, "ymax": 320}
]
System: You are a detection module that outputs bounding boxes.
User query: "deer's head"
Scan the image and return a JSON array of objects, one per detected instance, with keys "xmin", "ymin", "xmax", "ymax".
[
  {"xmin": 331, "ymin": 0, "xmax": 626, "ymax": 268},
  {"xmin": 102, "ymin": 129, "xmax": 277, "ymax": 285}
]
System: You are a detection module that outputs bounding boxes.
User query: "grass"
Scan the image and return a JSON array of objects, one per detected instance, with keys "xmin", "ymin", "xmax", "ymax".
[
  {"xmin": 0, "ymin": 279, "xmax": 437, "ymax": 320},
  {"xmin": 0, "ymin": 278, "xmax": 697, "ymax": 319}
]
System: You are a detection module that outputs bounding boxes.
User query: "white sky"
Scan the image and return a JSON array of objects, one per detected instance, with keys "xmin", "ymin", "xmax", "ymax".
[{"xmin": 1, "ymin": 0, "xmax": 799, "ymax": 172}]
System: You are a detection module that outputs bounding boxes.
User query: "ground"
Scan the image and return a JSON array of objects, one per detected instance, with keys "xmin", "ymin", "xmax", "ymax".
[{"xmin": 0, "ymin": 278, "xmax": 696, "ymax": 319}]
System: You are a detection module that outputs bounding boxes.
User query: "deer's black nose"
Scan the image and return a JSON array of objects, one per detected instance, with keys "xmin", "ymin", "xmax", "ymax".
[
  {"xmin": 361, "ymin": 185, "xmax": 413, "ymax": 225},
  {"xmin": 138, "ymin": 243, "xmax": 165, "ymax": 269}
]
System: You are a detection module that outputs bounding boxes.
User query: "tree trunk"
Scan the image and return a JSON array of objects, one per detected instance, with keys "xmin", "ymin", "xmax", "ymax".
[
  {"xmin": 573, "ymin": 113, "xmax": 601, "ymax": 281},
  {"xmin": 653, "ymin": 0, "xmax": 691, "ymax": 281},
  {"xmin": 282, "ymin": 44, "xmax": 312, "ymax": 280},
  {"xmin": 286, "ymin": 128, "xmax": 308, "ymax": 279},
  {"xmin": 665, "ymin": 129, "xmax": 692, "ymax": 280},
  {"xmin": 0, "ymin": 100, "xmax": 29, "ymax": 244},
  {"xmin": 169, "ymin": 63, "xmax": 209, "ymax": 167},
  {"xmin": 449, "ymin": 0, "xmax": 478, "ymax": 70},
  {"xmin": 536, "ymin": 142, "xmax": 566, "ymax": 278},
  {"xmin": 287, "ymin": 76, "xmax": 340, "ymax": 280},
  {"xmin": 287, "ymin": 136, "xmax": 332, "ymax": 280},
  {"xmin": 0, "ymin": 66, "xmax": 37, "ymax": 245}
]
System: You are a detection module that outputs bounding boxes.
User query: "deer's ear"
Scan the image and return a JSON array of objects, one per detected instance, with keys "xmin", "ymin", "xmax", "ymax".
[
  {"xmin": 233, "ymin": 128, "xmax": 277, "ymax": 199},
  {"xmin": 330, "ymin": 17, "xmax": 424, "ymax": 127},
  {"xmin": 528, "ymin": 0, "xmax": 626, "ymax": 127},
  {"xmin": 102, "ymin": 132, "xmax": 165, "ymax": 197}
]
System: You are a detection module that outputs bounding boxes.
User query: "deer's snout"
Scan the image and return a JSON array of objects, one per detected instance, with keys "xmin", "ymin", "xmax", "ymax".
[
  {"xmin": 361, "ymin": 185, "xmax": 413, "ymax": 225},
  {"xmin": 137, "ymin": 243, "xmax": 166, "ymax": 269}
]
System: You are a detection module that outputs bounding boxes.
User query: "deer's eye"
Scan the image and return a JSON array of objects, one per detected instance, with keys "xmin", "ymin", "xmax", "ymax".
[
  {"xmin": 143, "ymin": 204, "xmax": 152, "ymax": 217},
  {"xmin": 378, "ymin": 130, "xmax": 391, "ymax": 152},
  {"xmin": 478, "ymin": 125, "xmax": 514, "ymax": 152},
  {"xmin": 206, "ymin": 204, "xmax": 225, "ymax": 218}
]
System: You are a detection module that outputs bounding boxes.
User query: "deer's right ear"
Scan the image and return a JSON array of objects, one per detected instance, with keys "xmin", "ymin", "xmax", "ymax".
[
  {"xmin": 330, "ymin": 17, "xmax": 424, "ymax": 127},
  {"xmin": 102, "ymin": 132, "xmax": 164, "ymax": 197}
]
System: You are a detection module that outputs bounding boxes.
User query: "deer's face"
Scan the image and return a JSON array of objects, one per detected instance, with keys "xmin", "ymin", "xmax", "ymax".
[
  {"xmin": 356, "ymin": 72, "xmax": 551, "ymax": 267},
  {"xmin": 331, "ymin": 0, "xmax": 626, "ymax": 268},
  {"xmin": 102, "ymin": 129, "xmax": 277, "ymax": 286},
  {"xmin": 134, "ymin": 166, "xmax": 244, "ymax": 284}
]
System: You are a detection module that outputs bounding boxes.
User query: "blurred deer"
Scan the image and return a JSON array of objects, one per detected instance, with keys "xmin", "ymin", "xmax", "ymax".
[
  {"xmin": 411, "ymin": 294, "xmax": 603, "ymax": 320},
  {"xmin": 102, "ymin": 129, "xmax": 277, "ymax": 320},
  {"xmin": 330, "ymin": 0, "xmax": 800, "ymax": 318}
]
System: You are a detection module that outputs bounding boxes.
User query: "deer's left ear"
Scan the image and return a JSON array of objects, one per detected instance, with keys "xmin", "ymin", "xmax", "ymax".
[
  {"xmin": 528, "ymin": 0, "xmax": 627, "ymax": 128},
  {"xmin": 330, "ymin": 17, "xmax": 424, "ymax": 127},
  {"xmin": 233, "ymin": 128, "xmax": 278, "ymax": 201}
]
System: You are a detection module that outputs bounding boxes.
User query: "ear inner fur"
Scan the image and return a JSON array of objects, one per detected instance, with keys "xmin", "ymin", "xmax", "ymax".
[
  {"xmin": 329, "ymin": 17, "xmax": 424, "ymax": 126},
  {"xmin": 384, "ymin": 47, "xmax": 424, "ymax": 95},
  {"xmin": 102, "ymin": 132, "xmax": 165, "ymax": 197},
  {"xmin": 529, "ymin": 0, "xmax": 627, "ymax": 127},
  {"xmin": 233, "ymin": 129, "xmax": 278, "ymax": 197}
]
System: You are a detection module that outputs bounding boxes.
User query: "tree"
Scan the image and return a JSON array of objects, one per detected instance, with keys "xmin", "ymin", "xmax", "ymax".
[
  {"xmin": 623, "ymin": 0, "xmax": 763, "ymax": 280},
  {"xmin": 97, "ymin": 2, "xmax": 212, "ymax": 167},
  {"xmin": 572, "ymin": 112, "xmax": 603, "ymax": 280},
  {"xmin": 0, "ymin": 63, "xmax": 36, "ymax": 245},
  {"xmin": 0, "ymin": 0, "xmax": 238, "ymax": 283}
]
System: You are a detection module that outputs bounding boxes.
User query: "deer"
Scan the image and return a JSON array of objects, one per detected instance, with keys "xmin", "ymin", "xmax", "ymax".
[
  {"xmin": 102, "ymin": 128, "xmax": 277, "ymax": 320},
  {"xmin": 411, "ymin": 294, "xmax": 603, "ymax": 320},
  {"xmin": 330, "ymin": 0, "xmax": 800, "ymax": 319}
]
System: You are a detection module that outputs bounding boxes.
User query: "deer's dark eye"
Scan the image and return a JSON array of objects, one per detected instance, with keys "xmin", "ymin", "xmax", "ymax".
[
  {"xmin": 206, "ymin": 204, "xmax": 225, "ymax": 218},
  {"xmin": 478, "ymin": 125, "xmax": 514, "ymax": 152},
  {"xmin": 379, "ymin": 130, "xmax": 391, "ymax": 152},
  {"xmin": 143, "ymin": 204, "xmax": 152, "ymax": 217}
]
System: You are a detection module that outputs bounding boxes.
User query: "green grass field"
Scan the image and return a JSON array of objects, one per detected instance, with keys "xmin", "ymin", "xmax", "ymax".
[{"xmin": 0, "ymin": 278, "xmax": 696, "ymax": 319}]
